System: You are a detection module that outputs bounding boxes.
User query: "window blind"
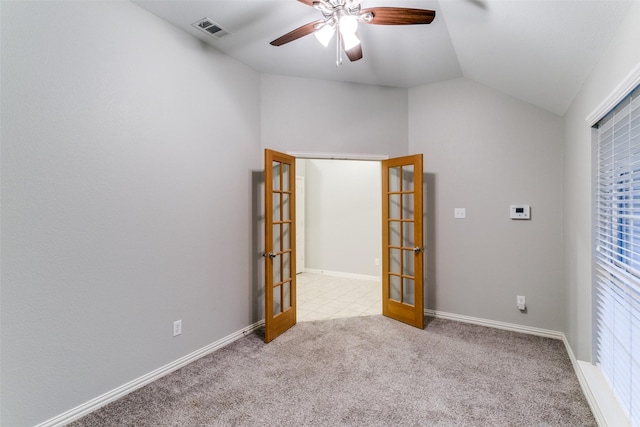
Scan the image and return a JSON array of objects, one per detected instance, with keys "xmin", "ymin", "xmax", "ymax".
[{"xmin": 594, "ymin": 83, "xmax": 640, "ymax": 427}]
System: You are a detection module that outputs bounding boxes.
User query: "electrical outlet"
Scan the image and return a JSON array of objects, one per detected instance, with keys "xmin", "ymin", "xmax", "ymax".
[
  {"xmin": 173, "ymin": 320, "xmax": 182, "ymax": 337},
  {"xmin": 454, "ymin": 208, "xmax": 466, "ymax": 219},
  {"xmin": 517, "ymin": 296, "xmax": 526, "ymax": 311},
  {"xmin": 375, "ymin": 258, "xmax": 380, "ymax": 266}
]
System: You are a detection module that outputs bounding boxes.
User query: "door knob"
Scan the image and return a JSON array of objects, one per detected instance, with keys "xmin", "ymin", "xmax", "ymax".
[{"xmin": 413, "ymin": 247, "xmax": 422, "ymax": 254}]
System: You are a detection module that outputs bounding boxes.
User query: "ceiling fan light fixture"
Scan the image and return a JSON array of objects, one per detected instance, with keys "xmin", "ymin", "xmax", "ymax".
[
  {"xmin": 339, "ymin": 15, "xmax": 358, "ymax": 35},
  {"xmin": 342, "ymin": 31, "xmax": 360, "ymax": 50},
  {"xmin": 314, "ymin": 23, "xmax": 335, "ymax": 47}
]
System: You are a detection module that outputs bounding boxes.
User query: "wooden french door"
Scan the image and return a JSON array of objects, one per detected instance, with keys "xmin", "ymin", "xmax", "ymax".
[
  {"xmin": 264, "ymin": 149, "xmax": 296, "ymax": 343},
  {"xmin": 381, "ymin": 154, "xmax": 424, "ymax": 328}
]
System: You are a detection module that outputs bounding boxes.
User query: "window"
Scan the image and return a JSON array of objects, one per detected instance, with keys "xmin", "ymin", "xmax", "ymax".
[{"xmin": 593, "ymin": 83, "xmax": 640, "ymax": 427}]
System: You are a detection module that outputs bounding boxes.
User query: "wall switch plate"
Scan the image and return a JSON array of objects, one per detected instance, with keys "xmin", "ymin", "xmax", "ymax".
[
  {"xmin": 173, "ymin": 320, "xmax": 182, "ymax": 337},
  {"xmin": 517, "ymin": 296, "xmax": 526, "ymax": 311},
  {"xmin": 454, "ymin": 208, "xmax": 466, "ymax": 219},
  {"xmin": 375, "ymin": 258, "xmax": 380, "ymax": 266}
]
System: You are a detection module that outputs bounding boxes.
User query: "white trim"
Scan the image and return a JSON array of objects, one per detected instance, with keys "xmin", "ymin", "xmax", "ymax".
[
  {"xmin": 562, "ymin": 337, "xmax": 607, "ymax": 426},
  {"xmin": 286, "ymin": 151, "xmax": 389, "ymax": 161},
  {"xmin": 586, "ymin": 61, "xmax": 640, "ymax": 126},
  {"xmin": 423, "ymin": 309, "xmax": 563, "ymax": 339},
  {"xmin": 562, "ymin": 338, "xmax": 631, "ymax": 427},
  {"xmin": 303, "ymin": 268, "xmax": 381, "ymax": 282},
  {"xmin": 36, "ymin": 320, "xmax": 265, "ymax": 427}
]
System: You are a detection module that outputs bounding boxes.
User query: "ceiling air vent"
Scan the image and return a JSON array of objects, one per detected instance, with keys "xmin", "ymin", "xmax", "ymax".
[{"xmin": 191, "ymin": 18, "xmax": 230, "ymax": 39}]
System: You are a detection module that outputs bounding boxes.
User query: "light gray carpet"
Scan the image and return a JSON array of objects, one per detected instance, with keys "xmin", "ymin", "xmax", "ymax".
[{"xmin": 70, "ymin": 316, "xmax": 595, "ymax": 426}]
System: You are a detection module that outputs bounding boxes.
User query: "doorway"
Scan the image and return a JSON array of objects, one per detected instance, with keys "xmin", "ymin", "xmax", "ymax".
[
  {"xmin": 294, "ymin": 158, "xmax": 382, "ymax": 321},
  {"xmin": 264, "ymin": 149, "xmax": 424, "ymax": 341}
]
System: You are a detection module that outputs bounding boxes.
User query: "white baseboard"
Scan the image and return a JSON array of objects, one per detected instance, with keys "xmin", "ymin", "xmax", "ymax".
[
  {"xmin": 562, "ymin": 337, "xmax": 630, "ymax": 427},
  {"xmin": 36, "ymin": 320, "xmax": 265, "ymax": 427},
  {"xmin": 303, "ymin": 268, "xmax": 380, "ymax": 282},
  {"xmin": 562, "ymin": 339, "xmax": 606, "ymax": 427},
  {"xmin": 424, "ymin": 309, "xmax": 564, "ymax": 339}
]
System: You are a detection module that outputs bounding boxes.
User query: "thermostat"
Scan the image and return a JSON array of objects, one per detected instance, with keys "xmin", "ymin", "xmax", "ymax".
[{"xmin": 510, "ymin": 205, "xmax": 530, "ymax": 220}]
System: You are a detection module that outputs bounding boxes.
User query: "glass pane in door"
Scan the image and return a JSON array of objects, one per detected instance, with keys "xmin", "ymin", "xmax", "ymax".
[
  {"xmin": 390, "ymin": 275, "xmax": 401, "ymax": 301},
  {"xmin": 282, "ymin": 164, "xmax": 290, "ymax": 191},
  {"xmin": 283, "ymin": 223, "xmax": 290, "ymax": 251},
  {"xmin": 273, "ymin": 224, "xmax": 281, "ymax": 251},
  {"xmin": 403, "ymin": 249, "xmax": 415, "ymax": 277},
  {"xmin": 390, "ymin": 248, "xmax": 401, "ymax": 273},
  {"xmin": 273, "ymin": 162, "xmax": 280, "ymax": 191},
  {"xmin": 402, "ymin": 222, "xmax": 414, "ymax": 248},
  {"xmin": 390, "ymin": 194, "xmax": 401, "ymax": 219},
  {"xmin": 390, "ymin": 221, "xmax": 401, "ymax": 246},
  {"xmin": 402, "ymin": 165, "xmax": 414, "ymax": 191},
  {"xmin": 390, "ymin": 167, "xmax": 400, "ymax": 192},
  {"xmin": 402, "ymin": 194, "xmax": 414, "ymax": 219},
  {"xmin": 273, "ymin": 285, "xmax": 282, "ymax": 315},
  {"xmin": 282, "ymin": 194, "xmax": 290, "ymax": 221},
  {"xmin": 403, "ymin": 278, "xmax": 415, "ymax": 305},
  {"xmin": 283, "ymin": 282, "xmax": 291, "ymax": 310},
  {"xmin": 273, "ymin": 252, "xmax": 281, "ymax": 285},
  {"xmin": 283, "ymin": 252, "xmax": 290, "ymax": 281},
  {"xmin": 273, "ymin": 193, "xmax": 281, "ymax": 222}
]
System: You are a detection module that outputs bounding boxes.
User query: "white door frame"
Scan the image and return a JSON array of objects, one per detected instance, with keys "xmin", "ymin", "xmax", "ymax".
[{"xmin": 295, "ymin": 176, "xmax": 305, "ymax": 274}]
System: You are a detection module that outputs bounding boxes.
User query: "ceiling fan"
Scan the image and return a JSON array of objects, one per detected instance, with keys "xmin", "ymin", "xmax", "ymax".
[{"xmin": 270, "ymin": 0, "xmax": 436, "ymax": 67}]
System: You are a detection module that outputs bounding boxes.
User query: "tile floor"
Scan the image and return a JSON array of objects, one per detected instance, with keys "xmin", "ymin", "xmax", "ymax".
[{"xmin": 296, "ymin": 272, "xmax": 382, "ymax": 322}]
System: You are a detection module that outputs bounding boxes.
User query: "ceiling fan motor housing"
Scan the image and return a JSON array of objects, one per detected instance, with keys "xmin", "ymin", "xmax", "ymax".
[{"xmin": 314, "ymin": 0, "xmax": 362, "ymax": 20}]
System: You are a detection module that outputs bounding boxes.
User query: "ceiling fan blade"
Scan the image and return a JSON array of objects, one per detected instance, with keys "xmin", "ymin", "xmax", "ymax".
[
  {"xmin": 361, "ymin": 7, "xmax": 436, "ymax": 25},
  {"xmin": 270, "ymin": 20, "xmax": 324, "ymax": 46}
]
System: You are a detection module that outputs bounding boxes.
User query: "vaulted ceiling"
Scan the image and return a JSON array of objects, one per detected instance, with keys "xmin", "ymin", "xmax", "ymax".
[{"xmin": 133, "ymin": 0, "xmax": 632, "ymax": 116}]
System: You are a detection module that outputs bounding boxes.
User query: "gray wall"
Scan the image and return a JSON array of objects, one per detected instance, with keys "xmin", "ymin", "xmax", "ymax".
[
  {"xmin": 261, "ymin": 74, "xmax": 408, "ymax": 157},
  {"xmin": 563, "ymin": 2, "xmax": 640, "ymax": 362},
  {"xmin": 303, "ymin": 159, "xmax": 382, "ymax": 277},
  {"xmin": 409, "ymin": 78, "xmax": 565, "ymax": 331},
  {"xmin": 0, "ymin": 2, "xmax": 261, "ymax": 426}
]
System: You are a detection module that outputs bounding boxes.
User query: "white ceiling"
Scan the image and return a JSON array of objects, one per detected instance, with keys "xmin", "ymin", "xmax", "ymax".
[{"xmin": 132, "ymin": 0, "xmax": 632, "ymax": 116}]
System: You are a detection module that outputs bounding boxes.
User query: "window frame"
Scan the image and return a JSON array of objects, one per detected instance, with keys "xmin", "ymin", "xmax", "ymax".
[{"xmin": 592, "ymin": 83, "xmax": 640, "ymax": 427}]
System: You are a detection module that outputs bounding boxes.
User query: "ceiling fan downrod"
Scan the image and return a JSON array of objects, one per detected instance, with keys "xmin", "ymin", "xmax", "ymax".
[{"xmin": 313, "ymin": 1, "xmax": 356, "ymax": 67}]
